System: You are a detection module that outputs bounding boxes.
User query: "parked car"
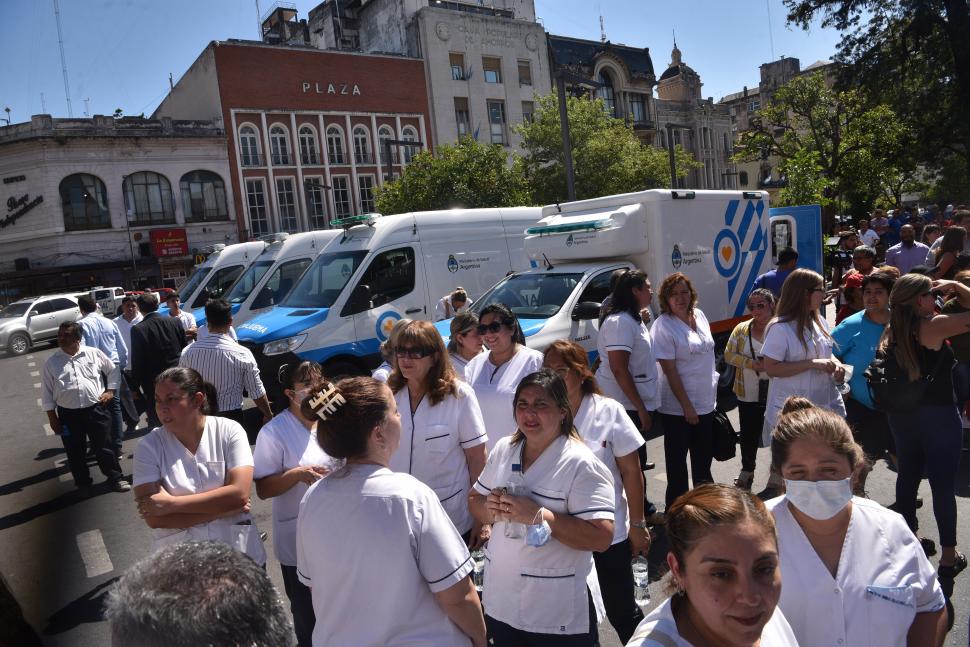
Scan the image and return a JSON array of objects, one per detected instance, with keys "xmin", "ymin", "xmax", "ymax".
[{"xmin": 0, "ymin": 294, "xmax": 81, "ymax": 355}]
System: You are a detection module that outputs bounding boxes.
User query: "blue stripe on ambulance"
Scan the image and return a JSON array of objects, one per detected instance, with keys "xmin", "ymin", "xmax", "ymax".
[{"xmin": 236, "ymin": 307, "xmax": 331, "ymax": 344}]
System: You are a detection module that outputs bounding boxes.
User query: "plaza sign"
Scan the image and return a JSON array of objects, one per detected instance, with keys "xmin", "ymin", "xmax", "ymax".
[
  {"xmin": 1, "ymin": 193, "xmax": 43, "ymax": 230},
  {"xmin": 301, "ymin": 82, "xmax": 362, "ymax": 96}
]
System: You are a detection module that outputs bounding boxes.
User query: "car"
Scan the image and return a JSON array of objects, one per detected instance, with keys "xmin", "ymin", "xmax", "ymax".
[{"xmin": 0, "ymin": 294, "xmax": 81, "ymax": 355}]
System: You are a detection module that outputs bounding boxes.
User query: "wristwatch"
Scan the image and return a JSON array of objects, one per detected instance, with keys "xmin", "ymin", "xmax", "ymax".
[{"xmin": 631, "ymin": 520, "xmax": 648, "ymax": 529}]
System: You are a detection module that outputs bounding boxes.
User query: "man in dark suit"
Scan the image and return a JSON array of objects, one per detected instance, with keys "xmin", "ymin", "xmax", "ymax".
[{"xmin": 130, "ymin": 293, "xmax": 187, "ymax": 428}]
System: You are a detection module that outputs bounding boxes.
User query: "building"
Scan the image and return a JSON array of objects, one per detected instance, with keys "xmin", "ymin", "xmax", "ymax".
[
  {"xmin": 307, "ymin": 0, "xmax": 550, "ymax": 151},
  {"xmin": 154, "ymin": 35, "xmax": 432, "ymax": 241},
  {"xmin": 0, "ymin": 114, "xmax": 238, "ymax": 300}
]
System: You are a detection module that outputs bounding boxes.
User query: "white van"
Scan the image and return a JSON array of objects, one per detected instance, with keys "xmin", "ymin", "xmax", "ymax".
[
  {"xmin": 163, "ymin": 241, "xmax": 267, "ymax": 314},
  {"xmin": 89, "ymin": 286, "xmax": 125, "ymax": 316},
  {"xmin": 236, "ymin": 208, "xmax": 543, "ymax": 399}
]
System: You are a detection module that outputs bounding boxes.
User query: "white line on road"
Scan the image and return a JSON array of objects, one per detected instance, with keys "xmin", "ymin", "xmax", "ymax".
[
  {"xmin": 27, "ymin": 361, "xmax": 35, "ymax": 367},
  {"xmin": 76, "ymin": 530, "xmax": 114, "ymax": 578},
  {"xmin": 59, "ymin": 473, "xmax": 73, "ymax": 482},
  {"xmin": 652, "ymin": 472, "xmax": 667, "ymax": 484},
  {"xmin": 43, "ymin": 423, "xmax": 54, "ymax": 436},
  {"xmin": 33, "ymin": 383, "xmax": 40, "ymax": 389},
  {"xmin": 29, "ymin": 370, "xmax": 39, "ymax": 377},
  {"xmin": 26, "ymin": 354, "xmax": 33, "ymax": 359},
  {"xmin": 36, "ymin": 398, "xmax": 42, "ymax": 407}
]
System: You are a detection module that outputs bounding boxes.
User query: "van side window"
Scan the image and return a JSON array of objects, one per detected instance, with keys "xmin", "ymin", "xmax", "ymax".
[
  {"xmin": 192, "ymin": 265, "xmax": 244, "ymax": 308},
  {"xmin": 253, "ymin": 258, "xmax": 313, "ymax": 310},
  {"xmin": 771, "ymin": 220, "xmax": 793, "ymax": 262},
  {"xmin": 50, "ymin": 298, "xmax": 78, "ymax": 313},
  {"xmin": 30, "ymin": 301, "xmax": 54, "ymax": 316},
  {"xmin": 351, "ymin": 247, "xmax": 416, "ymax": 313},
  {"xmin": 577, "ymin": 270, "xmax": 614, "ymax": 305}
]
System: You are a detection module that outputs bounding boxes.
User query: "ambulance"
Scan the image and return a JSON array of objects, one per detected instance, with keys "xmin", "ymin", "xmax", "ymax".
[
  {"xmin": 236, "ymin": 208, "xmax": 544, "ymax": 401},
  {"xmin": 163, "ymin": 241, "xmax": 267, "ymax": 315},
  {"xmin": 434, "ymin": 190, "xmax": 822, "ymax": 358}
]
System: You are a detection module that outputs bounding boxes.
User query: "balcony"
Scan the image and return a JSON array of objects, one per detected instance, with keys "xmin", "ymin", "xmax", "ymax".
[
  {"xmin": 301, "ymin": 153, "xmax": 320, "ymax": 166},
  {"xmin": 241, "ymin": 153, "xmax": 265, "ymax": 167},
  {"xmin": 355, "ymin": 152, "xmax": 376, "ymax": 165},
  {"xmin": 270, "ymin": 154, "xmax": 293, "ymax": 166}
]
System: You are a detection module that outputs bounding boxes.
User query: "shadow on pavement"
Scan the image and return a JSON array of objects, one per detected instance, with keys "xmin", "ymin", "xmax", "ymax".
[
  {"xmin": 42, "ymin": 576, "xmax": 118, "ymax": 636},
  {"xmin": 1, "ymin": 572, "xmax": 43, "ymax": 646},
  {"xmin": 0, "ymin": 465, "xmax": 70, "ymax": 496},
  {"xmin": 34, "ymin": 448, "xmax": 65, "ymax": 462},
  {"xmin": 0, "ymin": 483, "xmax": 116, "ymax": 531}
]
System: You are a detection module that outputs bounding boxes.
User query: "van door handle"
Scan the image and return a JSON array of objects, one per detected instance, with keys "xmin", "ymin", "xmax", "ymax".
[{"xmin": 405, "ymin": 307, "xmax": 423, "ymax": 314}]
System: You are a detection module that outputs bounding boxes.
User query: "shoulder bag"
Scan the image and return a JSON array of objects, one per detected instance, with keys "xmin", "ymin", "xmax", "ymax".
[
  {"xmin": 747, "ymin": 323, "xmax": 769, "ymax": 405},
  {"xmin": 864, "ymin": 343, "xmax": 949, "ymax": 413}
]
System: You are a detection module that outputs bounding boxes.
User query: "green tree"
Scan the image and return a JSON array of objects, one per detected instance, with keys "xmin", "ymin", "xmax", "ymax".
[
  {"xmin": 775, "ymin": 149, "xmax": 832, "ymax": 207},
  {"xmin": 374, "ymin": 137, "xmax": 530, "ymax": 215},
  {"xmin": 515, "ymin": 94, "xmax": 698, "ymax": 205}
]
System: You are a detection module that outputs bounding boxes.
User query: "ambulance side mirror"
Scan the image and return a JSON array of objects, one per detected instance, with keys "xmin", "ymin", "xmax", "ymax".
[
  {"xmin": 347, "ymin": 284, "xmax": 373, "ymax": 312},
  {"xmin": 571, "ymin": 301, "xmax": 601, "ymax": 321}
]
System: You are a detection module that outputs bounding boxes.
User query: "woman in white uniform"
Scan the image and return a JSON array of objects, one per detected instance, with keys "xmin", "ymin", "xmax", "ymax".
[
  {"xmin": 253, "ymin": 361, "xmax": 338, "ymax": 647},
  {"xmin": 372, "ymin": 318, "xmax": 412, "ymax": 382},
  {"xmin": 469, "ymin": 369, "xmax": 615, "ymax": 646},
  {"xmin": 297, "ymin": 377, "xmax": 487, "ymax": 647},
  {"xmin": 627, "ymin": 484, "xmax": 798, "ymax": 647},
  {"xmin": 766, "ymin": 397, "xmax": 946, "ymax": 647},
  {"xmin": 544, "ymin": 340, "xmax": 648, "ymax": 644},
  {"xmin": 388, "ymin": 321, "xmax": 490, "ymax": 547},
  {"xmin": 435, "ymin": 287, "xmax": 473, "ymax": 321},
  {"xmin": 133, "ymin": 367, "xmax": 266, "ymax": 565},
  {"xmin": 464, "ymin": 304, "xmax": 544, "ymax": 449},
  {"xmin": 448, "ymin": 312, "xmax": 483, "ymax": 379}
]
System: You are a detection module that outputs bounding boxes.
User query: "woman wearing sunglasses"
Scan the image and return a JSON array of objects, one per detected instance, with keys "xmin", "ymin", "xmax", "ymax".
[
  {"xmin": 464, "ymin": 303, "xmax": 544, "ymax": 449},
  {"xmin": 388, "ymin": 320, "xmax": 490, "ymax": 548},
  {"xmin": 723, "ymin": 288, "xmax": 776, "ymax": 492}
]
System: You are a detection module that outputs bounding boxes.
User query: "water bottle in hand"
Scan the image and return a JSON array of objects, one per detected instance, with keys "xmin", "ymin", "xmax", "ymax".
[
  {"xmin": 632, "ymin": 555, "xmax": 650, "ymax": 605},
  {"xmin": 471, "ymin": 549, "xmax": 485, "ymax": 592},
  {"xmin": 504, "ymin": 463, "xmax": 527, "ymax": 539}
]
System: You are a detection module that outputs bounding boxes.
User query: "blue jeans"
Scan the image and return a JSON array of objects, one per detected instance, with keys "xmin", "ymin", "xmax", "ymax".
[
  {"xmin": 888, "ymin": 404, "xmax": 963, "ymax": 547},
  {"xmin": 108, "ymin": 393, "xmax": 123, "ymax": 453}
]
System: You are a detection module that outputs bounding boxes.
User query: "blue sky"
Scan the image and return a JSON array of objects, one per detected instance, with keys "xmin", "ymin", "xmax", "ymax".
[{"xmin": 1, "ymin": 0, "xmax": 842, "ymax": 123}]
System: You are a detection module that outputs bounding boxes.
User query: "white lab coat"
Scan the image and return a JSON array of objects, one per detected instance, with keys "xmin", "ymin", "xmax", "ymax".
[
  {"xmin": 472, "ymin": 435, "xmax": 615, "ymax": 635},
  {"xmin": 390, "ymin": 381, "xmax": 488, "ymax": 534},
  {"xmin": 595, "ymin": 312, "xmax": 659, "ymax": 411},
  {"xmin": 650, "ymin": 311, "xmax": 718, "ymax": 416},
  {"xmin": 767, "ymin": 496, "xmax": 945, "ymax": 647},
  {"xmin": 464, "ymin": 346, "xmax": 544, "ymax": 450},
  {"xmin": 297, "ymin": 464, "xmax": 473, "ymax": 646},
  {"xmin": 434, "ymin": 295, "xmax": 472, "ymax": 322}
]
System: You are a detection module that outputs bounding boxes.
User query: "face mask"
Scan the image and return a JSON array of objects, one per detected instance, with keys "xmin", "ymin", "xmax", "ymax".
[
  {"xmin": 784, "ymin": 478, "xmax": 853, "ymax": 520},
  {"xmin": 526, "ymin": 520, "xmax": 552, "ymax": 547}
]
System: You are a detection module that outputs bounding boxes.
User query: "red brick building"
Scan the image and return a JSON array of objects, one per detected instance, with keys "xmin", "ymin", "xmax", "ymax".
[{"xmin": 154, "ymin": 40, "xmax": 431, "ymax": 240}]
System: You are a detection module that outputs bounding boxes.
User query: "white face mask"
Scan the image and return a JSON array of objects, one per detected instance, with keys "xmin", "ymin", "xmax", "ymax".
[{"xmin": 784, "ymin": 477, "xmax": 853, "ymax": 520}]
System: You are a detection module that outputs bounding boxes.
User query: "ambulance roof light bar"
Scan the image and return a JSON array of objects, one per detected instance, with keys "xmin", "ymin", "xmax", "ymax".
[
  {"xmin": 331, "ymin": 213, "xmax": 381, "ymax": 230},
  {"xmin": 525, "ymin": 218, "xmax": 612, "ymax": 236}
]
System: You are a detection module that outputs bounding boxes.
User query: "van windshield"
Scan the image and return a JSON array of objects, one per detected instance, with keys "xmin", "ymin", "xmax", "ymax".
[
  {"xmin": 178, "ymin": 267, "xmax": 211, "ymax": 299},
  {"xmin": 472, "ymin": 272, "xmax": 583, "ymax": 319},
  {"xmin": 0, "ymin": 302, "xmax": 30, "ymax": 318},
  {"xmin": 225, "ymin": 261, "xmax": 275, "ymax": 304},
  {"xmin": 283, "ymin": 250, "xmax": 368, "ymax": 309}
]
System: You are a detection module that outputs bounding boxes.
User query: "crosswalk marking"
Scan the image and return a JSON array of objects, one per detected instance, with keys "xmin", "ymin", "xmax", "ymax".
[
  {"xmin": 29, "ymin": 370, "xmax": 39, "ymax": 377},
  {"xmin": 26, "ymin": 354, "xmax": 34, "ymax": 359},
  {"xmin": 76, "ymin": 530, "xmax": 113, "ymax": 578},
  {"xmin": 43, "ymin": 424, "xmax": 53, "ymax": 436},
  {"xmin": 652, "ymin": 472, "xmax": 667, "ymax": 484},
  {"xmin": 36, "ymin": 398, "xmax": 42, "ymax": 408},
  {"xmin": 27, "ymin": 361, "xmax": 35, "ymax": 367}
]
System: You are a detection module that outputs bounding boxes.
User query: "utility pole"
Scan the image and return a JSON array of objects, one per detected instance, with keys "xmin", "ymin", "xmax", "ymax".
[
  {"xmin": 665, "ymin": 123, "xmax": 692, "ymax": 189},
  {"xmin": 53, "ymin": 0, "xmax": 74, "ymax": 117}
]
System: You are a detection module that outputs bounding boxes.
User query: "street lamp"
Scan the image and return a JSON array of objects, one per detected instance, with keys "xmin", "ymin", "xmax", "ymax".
[
  {"xmin": 664, "ymin": 123, "xmax": 692, "ymax": 189},
  {"xmin": 382, "ymin": 138, "xmax": 425, "ymax": 182},
  {"xmin": 548, "ymin": 47, "xmax": 603, "ymax": 202}
]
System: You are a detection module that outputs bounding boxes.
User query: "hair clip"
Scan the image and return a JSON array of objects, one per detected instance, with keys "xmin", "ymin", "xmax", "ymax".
[
  {"xmin": 307, "ymin": 384, "xmax": 347, "ymax": 421},
  {"xmin": 277, "ymin": 363, "xmax": 290, "ymax": 385}
]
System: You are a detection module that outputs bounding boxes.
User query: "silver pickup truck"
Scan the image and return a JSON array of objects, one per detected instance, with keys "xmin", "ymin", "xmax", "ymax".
[{"xmin": 0, "ymin": 295, "xmax": 81, "ymax": 355}]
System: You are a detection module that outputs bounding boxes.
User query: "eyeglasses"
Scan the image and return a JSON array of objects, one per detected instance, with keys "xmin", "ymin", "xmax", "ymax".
[
  {"xmin": 476, "ymin": 321, "xmax": 507, "ymax": 335},
  {"xmin": 808, "ymin": 287, "xmax": 826, "ymax": 293},
  {"xmin": 549, "ymin": 367, "xmax": 570, "ymax": 378},
  {"xmin": 394, "ymin": 346, "xmax": 434, "ymax": 359},
  {"xmin": 747, "ymin": 302, "xmax": 769, "ymax": 310}
]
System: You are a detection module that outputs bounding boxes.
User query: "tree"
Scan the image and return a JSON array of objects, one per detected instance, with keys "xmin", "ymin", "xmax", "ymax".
[
  {"xmin": 374, "ymin": 137, "xmax": 530, "ymax": 215},
  {"xmin": 775, "ymin": 149, "xmax": 833, "ymax": 207},
  {"xmin": 515, "ymin": 94, "xmax": 698, "ymax": 205}
]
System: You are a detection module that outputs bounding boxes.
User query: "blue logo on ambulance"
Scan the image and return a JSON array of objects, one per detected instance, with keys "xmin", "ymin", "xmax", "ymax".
[
  {"xmin": 376, "ymin": 311, "xmax": 402, "ymax": 342},
  {"xmin": 447, "ymin": 255, "xmax": 459, "ymax": 273},
  {"xmin": 715, "ymin": 199, "xmax": 768, "ymax": 317}
]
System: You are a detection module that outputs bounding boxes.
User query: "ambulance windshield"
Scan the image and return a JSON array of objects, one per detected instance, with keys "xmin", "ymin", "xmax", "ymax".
[
  {"xmin": 472, "ymin": 272, "xmax": 583, "ymax": 319},
  {"xmin": 282, "ymin": 250, "xmax": 368, "ymax": 309}
]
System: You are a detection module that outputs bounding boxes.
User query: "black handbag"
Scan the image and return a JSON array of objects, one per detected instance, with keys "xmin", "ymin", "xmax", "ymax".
[
  {"xmin": 864, "ymin": 343, "xmax": 949, "ymax": 413},
  {"xmin": 711, "ymin": 408, "xmax": 738, "ymax": 461}
]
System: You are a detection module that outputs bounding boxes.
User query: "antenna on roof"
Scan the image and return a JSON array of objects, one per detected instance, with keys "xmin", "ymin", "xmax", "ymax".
[
  {"xmin": 53, "ymin": 0, "xmax": 74, "ymax": 117},
  {"xmin": 599, "ymin": 14, "xmax": 606, "ymax": 43}
]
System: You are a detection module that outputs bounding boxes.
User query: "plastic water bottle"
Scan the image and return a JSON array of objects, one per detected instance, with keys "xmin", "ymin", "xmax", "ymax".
[
  {"xmin": 504, "ymin": 463, "xmax": 527, "ymax": 539},
  {"xmin": 471, "ymin": 549, "xmax": 485, "ymax": 592},
  {"xmin": 632, "ymin": 556, "xmax": 650, "ymax": 605}
]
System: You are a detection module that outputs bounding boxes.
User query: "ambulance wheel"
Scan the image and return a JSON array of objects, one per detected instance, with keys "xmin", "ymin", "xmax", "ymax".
[{"xmin": 324, "ymin": 361, "xmax": 366, "ymax": 381}]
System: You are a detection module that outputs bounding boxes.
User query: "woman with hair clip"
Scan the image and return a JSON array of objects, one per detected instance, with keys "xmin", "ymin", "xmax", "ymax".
[
  {"xmin": 388, "ymin": 320, "xmax": 490, "ymax": 548},
  {"xmin": 627, "ymin": 483, "xmax": 797, "ymax": 647},
  {"xmin": 544, "ymin": 340, "xmax": 648, "ymax": 644},
  {"xmin": 464, "ymin": 303, "xmax": 544, "ymax": 449},
  {"xmin": 448, "ymin": 312, "xmax": 483, "ymax": 379},
  {"xmin": 436, "ymin": 286, "xmax": 473, "ymax": 321},
  {"xmin": 133, "ymin": 367, "xmax": 266, "ymax": 565},
  {"xmin": 253, "ymin": 361, "xmax": 339, "ymax": 647},
  {"xmin": 881, "ymin": 273, "xmax": 970, "ymax": 578},
  {"xmin": 297, "ymin": 377, "xmax": 487, "ymax": 647},
  {"xmin": 469, "ymin": 369, "xmax": 615, "ymax": 645},
  {"xmin": 766, "ymin": 397, "xmax": 947, "ymax": 646}
]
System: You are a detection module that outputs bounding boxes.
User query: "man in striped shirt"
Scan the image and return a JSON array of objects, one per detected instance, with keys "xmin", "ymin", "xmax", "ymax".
[{"xmin": 179, "ymin": 299, "xmax": 273, "ymax": 425}]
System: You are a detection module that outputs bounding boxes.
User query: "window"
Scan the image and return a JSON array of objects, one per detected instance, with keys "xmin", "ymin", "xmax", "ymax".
[
  {"xmin": 276, "ymin": 178, "xmax": 299, "ymax": 233},
  {"xmin": 284, "ymin": 249, "xmax": 368, "ymax": 309},
  {"xmin": 332, "ymin": 176, "xmax": 352, "ymax": 218},
  {"xmin": 191, "ymin": 265, "xmax": 245, "ymax": 309},
  {"xmin": 378, "ymin": 125, "xmax": 397, "ymax": 165},
  {"xmin": 659, "ymin": 130, "xmax": 666, "ymax": 148},
  {"xmin": 60, "ymin": 173, "xmax": 110, "ymax": 231},
  {"xmin": 353, "ymin": 126, "xmax": 372, "ymax": 164},
  {"xmin": 474, "ymin": 272, "xmax": 583, "ymax": 319},
  {"xmin": 245, "ymin": 179, "xmax": 269, "ymax": 237},
  {"xmin": 29, "ymin": 300, "xmax": 53, "ymax": 316},
  {"xmin": 521, "ymin": 101, "xmax": 534, "ymax": 124},
  {"xmin": 401, "ymin": 126, "xmax": 419, "ymax": 163},
  {"xmin": 124, "ymin": 171, "xmax": 174, "ymax": 225},
  {"xmin": 326, "ymin": 125, "xmax": 346, "ymax": 165},
  {"xmin": 344, "ymin": 246, "xmax": 416, "ymax": 315},
  {"xmin": 518, "ymin": 60, "xmax": 532, "ymax": 86},
  {"xmin": 450, "ymin": 52, "xmax": 465, "ymax": 80},
  {"xmin": 630, "ymin": 94, "xmax": 647, "ymax": 122},
  {"xmin": 739, "ymin": 171, "xmax": 749, "ymax": 187},
  {"xmin": 487, "ymin": 100, "xmax": 507, "ymax": 145},
  {"xmin": 455, "ymin": 98, "xmax": 471, "ymax": 137},
  {"xmin": 239, "ymin": 125, "xmax": 262, "ymax": 166},
  {"xmin": 251, "ymin": 258, "xmax": 314, "ymax": 310},
  {"xmin": 358, "ymin": 175, "xmax": 376, "ymax": 213},
  {"xmin": 269, "ymin": 125, "xmax": 291, "ymax": 165},
  {"xmin": 225, "ymin": 260, "xmax": 274, "ymax": 304},
  {"xmin": 49, "ymin": 298, "xmax": 79, "ymax": 314},
  {"xmin": 305, "ymin": 177, "xmax": 328, "ymax": 229},
  {"xmin": 577, "ymin": 270, "xmax": 615, "ymax": 305},
  {"xmin": 180, "ymin": 170, "xmax": 228, "ymax": 222},
  {"xmin": 748, "ymin": 99, "xmax": 761, "ymax": 112},
  {"xmin": 596, "ymin": 71, "xmax": 617, "ymax": 116},
  {"xmin": 299, "ymin": 125, "xmax": 319, "ymax": 165},
  {"xmin": 483, "ymin": 57, "xmax": 502, "ymax": 84}
]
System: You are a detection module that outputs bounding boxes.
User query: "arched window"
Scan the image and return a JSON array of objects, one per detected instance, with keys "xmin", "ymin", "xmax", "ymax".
[
  {"xmin": 60, "ymin": 173, "xmax": 110, "ymax": 231},
  {"xmin": 269, "ymin": 124, "xmax": 291, "ymax": 165},
  {"xmin": 401, "ymin": 126, "xmax": 419, "ymax": 164},
  {"xmin": 353, "ymin": 126, "xmax": 372, "ymax": 164},
  {"xmin": 180, "ymin": 170, "xmax": 228, "ymax": 222},
  {"xmin": 378, "ymin": 125, "xmax": 397, "ymax": 165},
  {"xmin": 124, "ymin": 171, "xmax": 174, "ymax": 225},
  {"xmin": 239, "ymin": 125, "xmax": 262, "ymax": 166},
  {"xmin": 299, "ymin": 125, "xmax": 319, "ymax": 165},
  {"xmin": 596, "ymin": 71, "xmax": 617, "ymax": 117},
  {"xmin": 326, "ymin": 125, "xmax": 346, "ymax": 165}
]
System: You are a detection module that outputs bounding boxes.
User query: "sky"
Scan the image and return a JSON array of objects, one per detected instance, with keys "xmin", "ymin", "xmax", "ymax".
[{"xmin": 0, "ymin": 0, "xmax": 844, "ymax": 124}]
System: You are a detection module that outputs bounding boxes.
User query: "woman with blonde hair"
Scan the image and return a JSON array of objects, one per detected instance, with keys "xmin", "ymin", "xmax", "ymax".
[
  {"xmin": 435, "ymin": 286, "xmax": 472, "ymax": 321},
  {"xmin": 879, "ymin": 273, "xmax": 970, "ymax": 577},
  {"xmin": 448, "ymin": 312, "xmax": 483, "ymax": 378}
]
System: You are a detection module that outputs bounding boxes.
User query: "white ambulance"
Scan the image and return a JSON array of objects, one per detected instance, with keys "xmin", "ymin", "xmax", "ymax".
[{"xmin": 163, "ymin": 241, "xmax": 267, "ymax": 315}]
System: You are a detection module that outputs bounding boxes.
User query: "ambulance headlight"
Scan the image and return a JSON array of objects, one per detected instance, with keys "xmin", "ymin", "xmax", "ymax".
[{"xmin": 263, "ymin": 334, "xmax": 307, "ymax": 356}]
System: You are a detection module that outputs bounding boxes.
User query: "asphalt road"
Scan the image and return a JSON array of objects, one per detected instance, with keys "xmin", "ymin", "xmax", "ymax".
[{"xmin": 1, "ymin": 342, "xmax": 968, "ymax": 646}]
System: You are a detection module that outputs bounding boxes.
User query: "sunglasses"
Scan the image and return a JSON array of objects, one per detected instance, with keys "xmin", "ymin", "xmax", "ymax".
[
  {"xmin": 476, "ymin": 321, "xmax": 508, "ymax": 335},
  {"xmin": 808, "ymin": 287, "xmax": 826, "ymax": 293},
  {"xmin": 747, "ymin": 302, "xmax": 769, "ymax": 310},
  {"xmin": 394, "ymin": 346, "xmax": 434, "ymax": 359}
]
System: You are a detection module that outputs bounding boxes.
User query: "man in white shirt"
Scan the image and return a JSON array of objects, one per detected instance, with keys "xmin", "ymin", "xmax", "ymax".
[
  {"xmin": 42, "ymin": 322, "xmax": 130, "ymax": 495},
  {"xmin": 165, "ymin": 293, "xmax": 198, "ymax": 341},
  {"xmin": 857, "ymin": 219, "xmax": 880, "ymax": 248},
  {"xmin": 113, "ymin": 296, "xmax": 144, "ymax": 434},
  {"xmin": 114, "ymin": 296, "xmax": 143, "ymax": 369},
  {"xmin": 77, "ymin": 295, "xmax": 128, "ymax": 457},
  {"xmin": 179, "ymin": 299, "xmax": 272, "ymax": 426}
]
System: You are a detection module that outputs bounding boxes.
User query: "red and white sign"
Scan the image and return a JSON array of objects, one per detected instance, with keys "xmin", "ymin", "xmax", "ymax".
[{"xmin": 150, "ymin": 228, "xmax": 189, "ymax": 257}]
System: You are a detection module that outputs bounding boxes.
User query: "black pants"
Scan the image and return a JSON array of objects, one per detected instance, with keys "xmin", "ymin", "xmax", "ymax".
[
  {"xmin": 142, "ymin": 383, "xmax": 161, "ymax": 429},
  {"xmin": 592, "ymin": 539, "xmax": 643, "ymax": 644},
  {"xmin": 624, "ymin": 410, "xmax": 655, "ymax": 514},
  {"xmin": 58, "ymin": 404, "xmax": 123, "ymax": 487},
  {"xmin": 280, "ymin": 564, "xmax": 315, "ymax": 647},
  {"xmin": 844, "ymin": 397, "xmax": 895, "ymax": 463},
  {"xmin": 737, "ymin": 401, "xmax": 766, "ymax": 473},
  {"xmin": 660, "ymin": 411, "xmax": 715, "ymax": 508},
  {"xmin": 485, "ymin": 589, "xmax": 599, "ymax": 646}
]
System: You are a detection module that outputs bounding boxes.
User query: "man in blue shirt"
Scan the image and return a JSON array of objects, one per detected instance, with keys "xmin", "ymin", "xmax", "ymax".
[
  {"xmin": 77, "ymin": 295, "xmax": 128, "ymax": 458},
  {"xmin": 752, "ymin": 247, "xmax": 798, "ymax": 297}
]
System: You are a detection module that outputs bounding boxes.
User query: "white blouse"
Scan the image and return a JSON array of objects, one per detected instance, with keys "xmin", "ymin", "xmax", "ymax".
[
  {"xmin": 464, "ymin": 346, "xmax": 544, "ymax": 450},
  {"xmin": 650, "ymin": 310, "xmax": 718, "ymax": 416},
  {"xmin": 595, "ymin": 311, "xmax": 659, "ymax": 411}
]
